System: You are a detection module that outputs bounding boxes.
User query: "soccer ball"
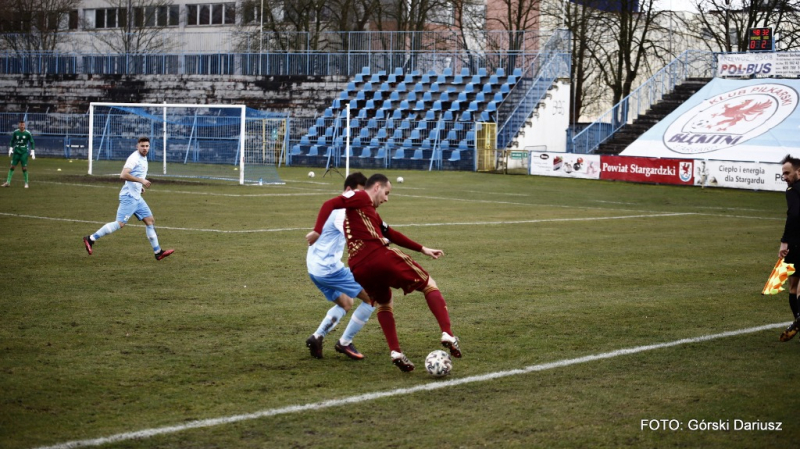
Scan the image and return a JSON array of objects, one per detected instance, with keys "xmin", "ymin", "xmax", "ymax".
[
  {"xmin": 425, "ymin": 350, "xmax": 452, "ymax": 377},
  {"xmin": 308, "ymin": 171, "xmax": 315, "ymax": 178},
  {"xmin": 396, "ymin": 176, "xmax": 404, "ymax": 184}
]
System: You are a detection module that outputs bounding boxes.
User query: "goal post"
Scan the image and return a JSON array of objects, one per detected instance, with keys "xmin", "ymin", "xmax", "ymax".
[{"xmin": 87, "ymin": 102, "xmax": 284, "ymax": 185}]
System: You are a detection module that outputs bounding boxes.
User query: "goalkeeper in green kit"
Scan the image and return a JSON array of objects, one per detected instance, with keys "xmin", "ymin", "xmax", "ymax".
[{"xmin": 3, "ymin": 120, "xmax": 35, "ymax": 188}]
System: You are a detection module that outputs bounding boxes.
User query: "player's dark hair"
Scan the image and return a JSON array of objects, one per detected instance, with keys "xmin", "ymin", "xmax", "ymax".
[
  {"xmin": 366, "ymin": 173, "xmax": 389, "ymax": 188},
  {"xmin": 344, "ymin": 172, "xmax": 367, "ymax": 190},
  {"xmin": 782, "ymin": 155, "xmax": 800, "ymax": 169},
  {"xmin": 138, "ymin": 136, "xmax": 150, "ymax": 144}
]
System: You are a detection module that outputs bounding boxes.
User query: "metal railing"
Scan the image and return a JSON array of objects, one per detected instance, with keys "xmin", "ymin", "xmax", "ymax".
[
  {"xmin": 0, "ymin": 29, "xmax": 551, "ymax": 76},
  {"xmin": 496, "ymin": 29, "xmax": 572, "ymax": 150},
  {"xmin": 571, "ymin": 50, "xmax": 715, "ymax": 154}
]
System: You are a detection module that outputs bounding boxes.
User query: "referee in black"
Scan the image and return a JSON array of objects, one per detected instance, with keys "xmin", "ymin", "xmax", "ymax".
[{"xmin": 779, "ymin": 154, "xmax": 800, "ymax": 341}]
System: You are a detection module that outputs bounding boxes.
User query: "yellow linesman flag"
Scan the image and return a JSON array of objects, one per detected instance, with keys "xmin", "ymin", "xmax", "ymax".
[{"xmin": 762, "ymin": 258, "xmax": 796, "ymax": 295}]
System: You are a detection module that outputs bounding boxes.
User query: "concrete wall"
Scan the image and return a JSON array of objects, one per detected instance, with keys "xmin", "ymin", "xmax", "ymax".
[{"xmin": 0, "ymin": 74, "xmax": 348, "ymax": 116}]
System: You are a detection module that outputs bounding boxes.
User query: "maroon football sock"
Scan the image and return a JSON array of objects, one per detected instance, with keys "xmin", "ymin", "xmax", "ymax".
[
  {"xmin": 377, "ymin": 307, "xmax": 402, "ymax": 353},
  {"xmin": 423, "ymin": 287, "xmax": 452, "ymax": 335}
]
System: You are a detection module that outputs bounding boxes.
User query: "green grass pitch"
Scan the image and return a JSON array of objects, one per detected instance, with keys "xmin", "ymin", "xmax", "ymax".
[{"xmin": 2, "ymin": 158, "xmax": 799, "ymax": 448}]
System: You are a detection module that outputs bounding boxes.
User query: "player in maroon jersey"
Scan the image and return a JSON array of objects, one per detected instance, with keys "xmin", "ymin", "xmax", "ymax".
[{"xmin": 306, "ymin": 173, "xmax": 461, "ymax": 372}]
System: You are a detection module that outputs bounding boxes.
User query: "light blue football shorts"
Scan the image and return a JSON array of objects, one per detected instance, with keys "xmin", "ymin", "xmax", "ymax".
[
  {"xmin": 116, "ymin": 195, "xmax": 153, "ymax": 223},
  {"xmin": 309, "ymin": 267, "xmax": 364, "ymax": 302}
]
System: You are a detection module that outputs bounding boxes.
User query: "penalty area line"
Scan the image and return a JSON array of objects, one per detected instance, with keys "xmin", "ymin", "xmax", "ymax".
[{"xmin": 34, "ymin": 322, "xmax": 787, "ymax": 449}]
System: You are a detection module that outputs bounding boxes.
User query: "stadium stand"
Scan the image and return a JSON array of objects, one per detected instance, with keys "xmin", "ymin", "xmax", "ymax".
[{"xmin": 289, "ymin": 66, "xmax": 522, "ymax": 170}]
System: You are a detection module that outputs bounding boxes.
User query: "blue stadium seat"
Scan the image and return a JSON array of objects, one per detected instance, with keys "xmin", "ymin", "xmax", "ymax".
[
  {"xmin": 414, "ymin": 82, "xmax": 425, "ymax": 93},
  {"xmin": 421, "ymin": 73, "xmax": 432, "ymax": 84},
  {"xmin": 424, "ymin": 110, "xmax": 436, "ymax": 121},
  {"xmin": 443, "ymin": 110, "xmax": 454, "ymax": 121},
  {"xmin": 377, "ymin": 128, "xmax": 388, "ymax": 139},
  {"xmin": 409, "ymin": 129, "xmax": 421, "ymax": 141},
  {"xmin": 375, "ymin": 147, "xmax": 386, "ymax": 159},
  {"xmin": 367, "ymin": 118, "xmax": 378, "ymax": 129},
  {"xmin": 411, "ymin": 148, "xmax": 424, "ymax": 160},
  {"xmin": 436, "ymin": 74, "xmax": 448, "ymax": 84},
  {"xmin": 396, "ymin": 82, "xmax": 407, "ymax": 93},
  {"xmin": 443, "ymin": 67, "xmax": 453, "ymax": 77},
  {"xmin": 449, "ymin": 150, "xmax": 461, "ymax": 161},
  {"xmin": 389, "ymin": 91, "xmax": 401, "ymax": 102},
  {"xmin": 422, "ymin": 91, "xmax": 433, "ymax": 103},
  {"xmin": 452, "ymin": 74, "xmax": 465, "ymax": 85},
  {"xmin": 482, "ymin": 83, "xmax": 493, "ymax": 94},
  {"xmin": 432, "ymin": 101, "xmax": 443, "ymax": 113},
  {"xmin": 475, "ymin": 92, "xmax": 486, "ymax": 103},
  {"xmin": 399, "ymin": 120, "xmax": 411, "ymax": 131},
  {"xmin": 359, "ymin": 146, "xmax": 372, "ymax": 158},
  {"xmin": 291, "ymin": 144, "xmax": 303, "ymax": 155},
  {"xmin": 456, "ymin": 91, "xmax": 468, "ymax": 103},
  {"xmin": 479, "ymin": 111, "xmax": 493, "ymax": 122},
  {"xmin": 506, "ymin": 75, "xmax": 518, "ymax": 85},
  {"xmin": 467, "ymin": 101, "xmax": 479, "ymax": 113},
  {"xmin": 430, "ymin": 82, "xmax": 440, "ymax": 93},
  {"xmin": 478, "ymin": 67, "xmax": 488, "ymax": 77},
  {"xmin": 500, "ymin": 84, "xmax": 511, "ymax": 95},
  {"xmin": 463, "ymin": 83, "xmax": 477, "ymax": 93},
  {"xmin": 513, "ymin": 68, "xmax": 522, "ymax": 77},
  {"xmin": 486, "ymin": 101, "xmax": 498, "ymax": 114},
  {"xmin": 493, "ymin": 92, "xmax": 504, "ymax": 102},
  {"xmin": 307, "ymin": 126, "xmax": 318, "ymax": 137},
  {"xmin": 488, "ymin": 75, "xmax": 501, "ymax": 86},
  {"xmin": 380, "ymin": 82, "xmax": 391, "ymax": 92},
  {"xmin": 398, "ymin": 100, "xmax": 410, "ymax": 111},
  {"xmin": 351, "ymin": 137, "xmax": 363, "ymax": 148},
  {"xmin": 359, "ymin": 128, "xmax": 370, "ymax": 139},
  {"xmin": 413, "ymin": 100, "xmax": 426, "ymax": 113},
  {"xmin": 459, "ymin": 67, "xmax": 470, "ymax": 77},
  {"xmin": 392, "ymin": 148, "xmax": 406, "ymax": 159},
  {"xmin": 391, "ymin": 109, "xmax": 404, "ymax": 120},
  {"xmin": 448, "ymin": 100, "xmax": 461, "ymax": 112},
  {"xmin": 496, "ymin": 67, "xmax": 506, "ymax": 77},
  {"xmin": 470, "ymin": 75, "xmax": 482, "ymax": 85}
]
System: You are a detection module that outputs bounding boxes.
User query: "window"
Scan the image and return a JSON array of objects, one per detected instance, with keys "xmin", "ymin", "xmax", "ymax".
[
  {"xmin": 187, "ymin": 3, "xmax": 236, "ymax": 26},
  {"xmin": 91, "ymin": 8, "xmax": 125, "ymax": 29},
  {"xmin": 133, "ymin": 5, "xmax": 179, "ymax": 27},
  {"xmin": 68, "ymin": 10, "xmax": 79, "ymax": 29}
]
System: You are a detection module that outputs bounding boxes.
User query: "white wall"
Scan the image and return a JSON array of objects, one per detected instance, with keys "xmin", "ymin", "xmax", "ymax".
[{"xmin": 508, "ymin": 79, "xmax": 570, "ymax": 153}]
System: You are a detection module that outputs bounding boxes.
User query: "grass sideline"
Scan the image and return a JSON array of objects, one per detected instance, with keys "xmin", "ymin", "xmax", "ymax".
[{"xmin": 1, "ymin": 158, "xmax": 799, "ymax": 448}]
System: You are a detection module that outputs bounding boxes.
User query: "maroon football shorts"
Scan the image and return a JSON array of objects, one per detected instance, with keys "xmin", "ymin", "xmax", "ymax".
[{"xmin": 351, "ymin": 247, "xmax": 429, "ymax": 304}]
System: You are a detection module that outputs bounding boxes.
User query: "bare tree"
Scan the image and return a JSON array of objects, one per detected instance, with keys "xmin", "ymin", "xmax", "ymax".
[
  {"xmin": 686, "ymin": 0, "xmax": 800, "ymax": 51},
  {"xmin": 86, "ymin": 0, "xmax": 179, "ymax": 54},
  {"xmin": 588, "ymin": 0, "xmax": 669, "ymax": 123},
  {"xmin": 0, "ymin": 0, "xmax": 80, "ymax": 52}
]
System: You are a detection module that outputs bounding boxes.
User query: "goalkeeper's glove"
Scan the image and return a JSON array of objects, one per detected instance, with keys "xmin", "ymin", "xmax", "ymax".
[
  {"xmin": 30, "ymin": 150, "xmax": 35, "ymax": 160},
  {"xmin": 8, "ymin": 147, "xmax": 12, "ymax": 156}
]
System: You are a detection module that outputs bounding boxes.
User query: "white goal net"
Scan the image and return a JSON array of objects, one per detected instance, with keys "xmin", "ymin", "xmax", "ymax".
[{"xmin": 88, "ymin": 102, "xmax": 285, "ymax": 185}]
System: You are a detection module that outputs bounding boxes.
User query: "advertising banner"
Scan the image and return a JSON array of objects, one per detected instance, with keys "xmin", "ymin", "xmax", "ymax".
[
  {"xmin": 717, "ymin": 52, "xmax": 800, "ymax": 78},
  {"xmin": 694, "ymin": 160, "xmax": 784, "ymax": 191},
  {"xmin": 621, "ymin": 78, "xmax": 800, "ymax": 163},
  {"xmin": 529, "ymin": 152, "xmax": 601, "ymax": 179},
  {"xmin": 600, "ymin": 156, "xmax": 694, "ymax": 185}
]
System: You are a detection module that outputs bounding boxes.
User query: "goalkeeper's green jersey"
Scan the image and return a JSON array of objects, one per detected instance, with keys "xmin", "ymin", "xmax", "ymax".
[{"xmin": 10, "ymin": 130, "xmax": 34, "ymax": 154}]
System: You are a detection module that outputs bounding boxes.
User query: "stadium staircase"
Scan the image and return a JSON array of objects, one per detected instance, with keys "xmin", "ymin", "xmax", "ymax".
[{"xmin": 593, "ymin": 78, "xmax": 711, "ymax": 155}]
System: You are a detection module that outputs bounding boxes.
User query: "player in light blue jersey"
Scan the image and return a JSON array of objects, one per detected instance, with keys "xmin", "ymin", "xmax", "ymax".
[
  {"xmin": 82, "ymin": 137, "xmax": 174, "ymax": 261},
  {"xmin": 305, "ymin": 172, "xmax": 375, "ymax": 360}
]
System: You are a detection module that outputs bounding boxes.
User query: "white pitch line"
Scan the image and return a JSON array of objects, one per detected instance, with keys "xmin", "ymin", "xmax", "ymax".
[
  {"xmin": 34, "ymin": 322, "xmax": 788, "ymax": 449},
  {"xmin": 0, "ymin": 212, "xmax": 698, "ymax": 233}
]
